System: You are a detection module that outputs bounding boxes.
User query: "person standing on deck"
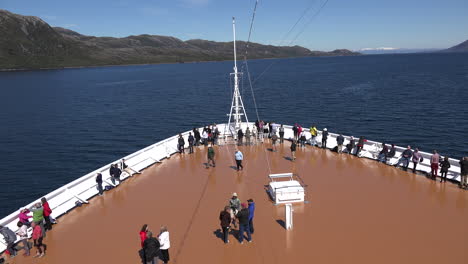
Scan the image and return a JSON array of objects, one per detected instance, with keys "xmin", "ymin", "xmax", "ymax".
[
  {"xmin": 459, "ymin": 157, "xmax": 468, "ymax": 189},
  {"xmin": 213, "ymin": 125, "xmax": 220, "ymax": 145},
  {"xmin": 143, "ymin": 231, "xmax": 161, "ymax": 264},
  {"xmin": 110, "ymin": 164, "xmax": 121, "ymax": 185},
  {"xmin": 41, "ymin": 197, "xmax": 52, "ymax": 231},
  {"xmin": 31, "ymin": 222, "xmax": 46, "ymax": 258},
  {"xmin": 16, "ymin": 221, "xmax": 30, "ymax": 256},
  {"xmin": 235, "ymin": 150, "xmax": 244, "ymax": 170},
  {"xmin": 188, "ymin": 132, "xmax": 195, "ymax": 153},
  {"xmin": 279, "ymin": 124, "xmax": 285, "ymax": 143},
  {"xmin": 219, "ymin": 206, "xmax": 232, "ymax": 244},
  {"xmin": 430, "ymin": 150, "xmax": 440, "ymax": 180},
  {"xmin": 355, "ymin": 136, "xmax": 367, "ymax": 156},
  {"xmin": 412, "ymin": 148, "xmax": 423, "ymax": 172},
  {"xmin": 336, "ymin": 134, "xmax": 345, "ymax": 153},
  {"xmin": 290, "ymin": 140, "xmax": 297, "ymax": 161},
  {"xmin": 237, "ymin": 129, "xmax": 244, "ymax": 146},
  {"xmin": 395, "ymin": 146, "xmax": 413, "ymax": 171},
  {"xmin": 31, "ymin": 203, "xmax": 45, "ymax": 237},
  {"xmin": 158, "ymin": 226, "xmax": 170, "ymax": 264},
  {"xmin": 201, "ymin": 130, "xmax": 208, "ymax": 146},
  {"xmin": 229, "ymin": 193, "xmax": 241, "ymax": 228},
  {"xmin": 297, "ymin": 125, "xmax": 303, "ymax": 141},
  {"xmin": 193, "ymin": 128, "xmax": 201, "ymax": 146},
  {"xmin": 310, "ymin": 125, "xmax": 318, "ymax": 146},
  {"xmin": 346, "ymin": 136, "xmax": 355, "ymax": 154},
  {"xmin": 236, "ymin": 203, "xmax": 252, "ymax": 244},
  {"xmin": 96, "ymin": 173, "xmax": 104, "ymax": 195},
  {"xmin": 245, "ymin": 127, "xmax": 251, "ymax": 146},
  {"xmin": 178, "ymin": 134, "xmax": 185, "ymax": 154},
  {"xmin": 247, "ymin": 199, "xmax": 255, "ymax": 234},
  {"xmin": 299, "ymin": 131, "xmax": 307, "ymax": 148},
  {"xmin": 292, "ymin": 124, "xmax": 299, "ymax": 140},
  {"xmin": 321, "ymin": 128, "xmax": 329, "ymax": 149},
  {"xmin": 271, "ymin": 133, "xmax": 278, "ymax": 152},
  {"xmin": 206, "ymin": 145, "xmax": 216, "ymax": 168},
  {"xmin": 439, "ymin": 156, "xmax": 451, "ymax": 183},
  {"xmin": 139, "ymin": 224, "xmax": 148, "ymax": 248}
]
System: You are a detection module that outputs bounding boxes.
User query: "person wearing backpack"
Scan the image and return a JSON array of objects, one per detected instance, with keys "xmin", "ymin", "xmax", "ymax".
[{"xmin": 0, "ymin": 225, "xmax": 17, "ymax": 257}]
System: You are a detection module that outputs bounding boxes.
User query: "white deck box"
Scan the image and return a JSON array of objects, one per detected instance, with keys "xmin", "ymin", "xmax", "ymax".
[{"xmin": 268, "ymin": 173, "xmax": 305, "ymax": 204}]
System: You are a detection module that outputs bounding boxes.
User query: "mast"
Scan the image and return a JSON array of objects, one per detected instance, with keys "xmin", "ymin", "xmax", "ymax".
[{"xmin": 226, "ymin": 17, "xmax": 249, "ymax": 138}]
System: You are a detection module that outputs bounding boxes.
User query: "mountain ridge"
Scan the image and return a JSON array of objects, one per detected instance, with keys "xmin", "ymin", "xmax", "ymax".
[{"xmin": 0, "ymin": 9, "xmax": 359, "ymax": 70}]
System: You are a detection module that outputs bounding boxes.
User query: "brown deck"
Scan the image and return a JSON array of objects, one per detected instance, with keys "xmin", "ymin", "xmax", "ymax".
[{"xmin": 9, "ymin": 141, "xmax": 468, "ymax": 264}]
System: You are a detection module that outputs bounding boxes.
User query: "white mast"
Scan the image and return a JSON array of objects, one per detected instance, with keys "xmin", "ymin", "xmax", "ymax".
[{"xmin": 226, "ymin": 17, "xmax": 249, "ymax": 138}]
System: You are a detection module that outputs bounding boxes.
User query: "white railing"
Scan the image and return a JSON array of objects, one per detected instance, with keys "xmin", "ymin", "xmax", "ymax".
[{"xmin": 0, "ymin": 123, "xmax": 462, "ymax": 252}]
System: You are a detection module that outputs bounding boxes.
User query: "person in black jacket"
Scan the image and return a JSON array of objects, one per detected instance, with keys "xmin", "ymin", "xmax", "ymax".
[
  {"xmin": 188, "ymin": 132, "xmax": 195, "ymax": 154},
  {"xmin": 219, "ymin": 206, "xmax": 232, "ymax": 244},
  {"xmin": 193, "ymin": 128, "xmax": 201, "ymax": 146},
  {"xmin": 439, "ymin": 156, "xmax": 451, "ymax": 183},
  {"xmin": 143, "ymin": 231, "xmax": 161, "ymax": 264},
  {"xmin": 178, "ymin": 134, "xmax": 185, "ymax": 154},
  {"xmin": 321, "ymin": 128, "xmax": 329, "ymax": 149},
  {"xmin": 236, "ymin": 203, "xmax": 251, "ymax": 244},
  {"xmin": 237, "ymin": 129, "xmax": 244, "ymax": 146},
  {"xmin": 378, "ymin": 143, "xmax": 389, "ymax": 163},
  {"xmin": 336, "ymin": 134, "xmax": 345, "ymax": 153},
  {"xmin": 110, "ymin": 164, "xmax": 121, "ymax": 185},
  {"xmin": 346, "ymin": 136, "xmax": 355, "ymax": 154},
  {"xmin": 96, "ymin": 173, "xmax": 103, "ymax": 195},
  {"xmin": 290, "ymin": 140, "xmax": 297, "ymax": 161},
  {"xmin": 459, "ymin": 157, "xmax": 468, "ymax": 189}
]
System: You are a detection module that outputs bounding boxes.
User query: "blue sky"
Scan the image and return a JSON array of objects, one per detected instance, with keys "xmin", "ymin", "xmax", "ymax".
[{"xmin": 1, "ymin": 0, "xmax": 467, "ymax": 51}]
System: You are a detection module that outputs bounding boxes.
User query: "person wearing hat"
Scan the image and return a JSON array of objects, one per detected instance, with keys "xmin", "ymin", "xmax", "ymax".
[
  {"xmin": 236, "ymin": 203, "xmax": 252, "ymax": 244},
  {"xmin": 229, "ymin": 193, "xmax": 241, "ymax": 227},
  {"xmin": 247, "ymin": 199, "xmax": 255, "ymax": 234},
  {"xmin": 321, "ymin": 128, "xmax": 328, "ymax": 149}
]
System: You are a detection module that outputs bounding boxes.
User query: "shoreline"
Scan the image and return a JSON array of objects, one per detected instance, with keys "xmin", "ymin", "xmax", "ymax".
[{"xmin": 0, "ymin": 54, "xmax": 361, "ymax": 72}]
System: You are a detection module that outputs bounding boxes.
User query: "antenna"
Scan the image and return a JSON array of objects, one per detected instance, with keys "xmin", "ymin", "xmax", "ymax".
[{"xmin": 226, "ymin": 17, "xmax": 249, "ymax": 139}]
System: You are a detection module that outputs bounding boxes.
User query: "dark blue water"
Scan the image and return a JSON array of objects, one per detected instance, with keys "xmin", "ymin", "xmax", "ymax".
[{"xmin": 1, "ymin": 53, "xmax": 467, "ymax": 217}]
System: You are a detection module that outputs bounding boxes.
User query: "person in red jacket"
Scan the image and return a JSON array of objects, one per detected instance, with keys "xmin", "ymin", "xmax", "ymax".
[
  {"xmin": 41, "ymin": 197, "xmax": 52, "ymax": 231},
  {"xmin": 139, "ymin": 224, "xmax": 148, "ymax": 248},
  {"xmin": 31, "ymin": 222, "xmax": 46, "ymax": 258}
]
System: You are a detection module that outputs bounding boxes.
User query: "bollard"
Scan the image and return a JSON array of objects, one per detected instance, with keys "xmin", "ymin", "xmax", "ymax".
[{"xmin": 285, "ymin": 203, "xmax": 293, "ymax": 230}]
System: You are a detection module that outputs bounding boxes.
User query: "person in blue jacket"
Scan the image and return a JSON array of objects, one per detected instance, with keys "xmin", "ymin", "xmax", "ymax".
[{"xmin": 247, "ymin": 199, "xmax": 255, "ymax": 234}]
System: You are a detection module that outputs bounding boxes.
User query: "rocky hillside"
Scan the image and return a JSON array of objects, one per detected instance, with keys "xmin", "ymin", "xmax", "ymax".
[
  {"xmin": 443, "ymin": 39, "xmax": 468, "ymax": 52},
  {"xmin": 0, "ymin": 9, "xmax": 360, "ymax": 70}
]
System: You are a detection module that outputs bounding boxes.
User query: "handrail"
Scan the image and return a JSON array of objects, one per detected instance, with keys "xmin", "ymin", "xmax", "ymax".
[{"xmin": 0, "ymin": 123, "xmax": 463, "ymax": 252}]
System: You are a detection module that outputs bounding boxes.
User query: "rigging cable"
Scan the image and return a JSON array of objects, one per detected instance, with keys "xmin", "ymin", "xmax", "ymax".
[{"xmin": 252, "ymin": 0, "xmax": 331, "ymax": 86}]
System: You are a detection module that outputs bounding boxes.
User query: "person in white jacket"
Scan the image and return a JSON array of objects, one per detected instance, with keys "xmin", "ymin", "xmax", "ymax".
[
  {"xmin": 158, "ymin": 226, "xmax": 170, "ymax": 264},
  {"xmin": 16, "ymin": 221, "xmax": 30, "ymax": 256}
]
